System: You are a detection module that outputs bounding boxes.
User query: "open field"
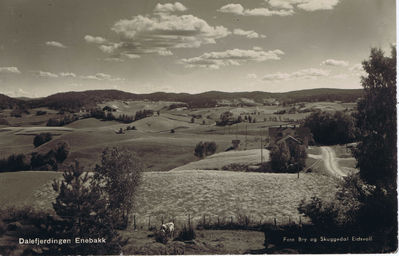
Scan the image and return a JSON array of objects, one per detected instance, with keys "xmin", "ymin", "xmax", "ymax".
[
  {"xmin": 0, "ymin": 171, "xmax": 62, "ymax": 209},
  {"xmin": 171, "ymin": 149, "xmax": 269, "ymax": 171}
]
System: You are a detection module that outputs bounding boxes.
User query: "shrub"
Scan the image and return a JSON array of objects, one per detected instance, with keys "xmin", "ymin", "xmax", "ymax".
[
  {"xmin": 298, "ymin": 196, "xmax": 339, "ymax": 228},
  {"xmin": 54, "ymin": 142, "xmax": 70, "ymax": 163},
  {"xmin": 176, "ymin": 224, "xmax": 196, "ymax": 241},
  {"xmin": 33, "ymin": 133, "xmax": 53, "ymax": 147},
  {"xmin": 194, "ymin": 141, "xmax": 217, "ymax": 158},
  {"xmin": 154, "ymin": 230, "xmax": 169, "ymax": 244}
]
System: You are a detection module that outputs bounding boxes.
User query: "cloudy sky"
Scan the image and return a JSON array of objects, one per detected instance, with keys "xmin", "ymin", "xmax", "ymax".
[{"xmin": 0, "ymin": 0, "xmax": 395, "ymax": 98}]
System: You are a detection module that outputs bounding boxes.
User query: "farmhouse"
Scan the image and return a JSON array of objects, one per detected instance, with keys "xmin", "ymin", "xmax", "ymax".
[{"xmin": 266, "ymin": 125, "xmax": 313, "ymax": 149}]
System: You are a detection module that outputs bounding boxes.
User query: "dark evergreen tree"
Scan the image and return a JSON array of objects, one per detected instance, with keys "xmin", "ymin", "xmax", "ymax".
[{"xmin": 51, "ymin": 161, "xmax": 121, "ymax": 255}]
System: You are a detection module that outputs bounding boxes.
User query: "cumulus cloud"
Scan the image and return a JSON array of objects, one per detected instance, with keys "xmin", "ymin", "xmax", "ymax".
[
  {"xmin": 104, "ymin": 57, "xmax": 125, "ymax": 62},
  {"xmin": 59, "ymin": 72, "xmax": 77, "ymax": 78},
  {"xmin": 86, "ymin": 3, "xmax": 231, "ymax": 59},
  {"xmin": 233, "ymin": 29, "xmax": 266, "ymax": 39},
  {"xmin": 123, "ymin": 53, "xmax": 141, "ymax": 59},
  {"xmin": 181, "ymin": 48, "xmax": 284, "ymax": 69},
  {"xmin": 349, "ymin": 63, "xmax": 363, "ymax": 72},
  {"xmin": 263, "ymin": 68, "xmax": 330, "ymax": 81},
  {"xmin": 108, "ymin": 13, "xmax": 230, "ymax": 57},
  {"xmin": 349, "ymin": 63, "xmax": 366, "ymax": 76},
  {"xmin": 218, "ymin": 3, "xmax": 294, "ymax": 16},
  {"xmin": 80, "ymin": 73, "xmax": 124, "ymax": 81},
  {"xmin": 267, "ymin": 0, "xmax": 340, "ymax": 11},
  {"xmin": 321, "ymin": 59, "xmax": 349, "ymax": 67},
  {"xmin": 0, "ymin": 67, "xmax": 21, "ymax": 74},
  {"xmin": 154, "ymin": 2, "xmax": 187, "ymax": 13},
  {"xmin": 45, "ymin": 41, "xmax": 67, "ymax": 48},
  {"xmin": 84, "ymin": 35, "xmax": 108, "ymax": 44},
  {"xmin": 247, "ymin": 73, "xmax": 258, "ymax": 79},
  {"xmin": 38, "ymin": 71, "xmax": 59, "ymax": 78}
]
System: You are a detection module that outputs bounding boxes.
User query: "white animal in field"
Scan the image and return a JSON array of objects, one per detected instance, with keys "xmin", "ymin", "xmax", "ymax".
[{"xmin": 160, "ymin": 222, "xmax": 175, "ymax": 237}]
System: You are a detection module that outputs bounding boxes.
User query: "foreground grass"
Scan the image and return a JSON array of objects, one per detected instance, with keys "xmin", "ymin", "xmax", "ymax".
[
  {"xmin": 0, "ymin": 171, "xmax": 62, "ymax": 209},
  {"xmin": 131, "ymin": 170, "xmax": 339, "ymax": 227},
  {"xmin": 0, "ymin": 169, "xmax": 340, "ymax": 223}
]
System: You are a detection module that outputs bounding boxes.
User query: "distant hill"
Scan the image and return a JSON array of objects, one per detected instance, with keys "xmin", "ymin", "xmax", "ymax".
[
  {"xmin": 0, "ymin": 88, "xmax": 363, "ymax": 111},
  {"xmin": 0, "ymin": 94, "xmax": 24, "ymax": 109}
]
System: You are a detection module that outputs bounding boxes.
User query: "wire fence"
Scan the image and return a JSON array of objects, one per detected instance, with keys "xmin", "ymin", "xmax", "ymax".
[{"xmin": 128, "ymin": 213, "xmax": 308, "ymax": 231}]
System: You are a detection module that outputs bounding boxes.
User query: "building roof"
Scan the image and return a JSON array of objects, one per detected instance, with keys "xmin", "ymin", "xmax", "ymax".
[{"xmin": 276, "ymin": 135, "xmax": 302, "ymax": 145}]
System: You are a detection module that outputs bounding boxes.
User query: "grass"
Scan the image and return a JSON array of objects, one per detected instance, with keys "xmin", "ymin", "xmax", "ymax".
[
  {"xmin": 0, "ymin": 171, "xmax": 62, "ymax": 210},
  {"xmin": 131, "ymin": 170, "xmax": 340, "ymax": 227},
  {"xmin": 0, "ymin": 169, "xmax": 340, "ymax": 225},
  {"xmin": 171, "ymin": 149, "xmax": 269, "ymax": 171},
  {"xmin": 120, "ymin": 229, "xmax": 265, "ymax": 255}
]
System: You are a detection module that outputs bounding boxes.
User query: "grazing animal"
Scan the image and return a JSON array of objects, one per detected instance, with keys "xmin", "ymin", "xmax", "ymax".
[{"xmin": 160, "ymin": 222, "xmax": 175, "ymax": 237}]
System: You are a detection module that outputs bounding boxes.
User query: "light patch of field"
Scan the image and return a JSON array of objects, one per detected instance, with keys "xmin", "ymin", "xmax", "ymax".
[
  {"xmin": 132, "ymin": 170, "xmax": 340, "ymax": 226},
  {"xmin": 1, "ymin": 126, "xmax": 74, "ymax": 135},
  {"xmin": 65, "ymin": 118, "xmax": 120, "ymax": 129},
  {"xmin": 0, "ymin": 171, "xmax": 62, "ymax": 209},
  {"xmin": 132, "ymin": 115, "xmax": 196, "ymax": 132},
  {"xmin": 171, "ymin": 149, "xmax": 269, "ymax": 171},
  {"xmin": 303, "ymin": 101, "xmax": 355, "ymax": 112}
]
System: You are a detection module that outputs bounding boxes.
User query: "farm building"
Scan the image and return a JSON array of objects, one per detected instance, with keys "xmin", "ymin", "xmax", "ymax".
[{"xmin": 266, "ymin": 126, "xmax": 314, "ymax": 149}]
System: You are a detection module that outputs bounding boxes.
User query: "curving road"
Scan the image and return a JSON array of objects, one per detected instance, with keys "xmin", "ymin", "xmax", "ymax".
[{"xmin": 320, "ymin": 146, "xmax": 347, "ymax": 178}]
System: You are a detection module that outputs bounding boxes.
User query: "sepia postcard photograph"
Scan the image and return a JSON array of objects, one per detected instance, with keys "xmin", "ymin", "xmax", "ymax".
[{"xmin": 0, "ymin": 0, "xmax": 397, "ymax": 255}]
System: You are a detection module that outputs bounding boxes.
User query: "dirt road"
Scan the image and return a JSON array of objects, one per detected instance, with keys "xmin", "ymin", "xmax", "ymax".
[{"xmin": 321, "ymin": 146, "xmax": 347, "ymax": 178}]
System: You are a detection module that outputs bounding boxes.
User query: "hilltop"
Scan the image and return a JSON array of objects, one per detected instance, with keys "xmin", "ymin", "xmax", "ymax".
[{"xmin": 0, "ymin": 88, "xmax": 362, "ymax": 111}]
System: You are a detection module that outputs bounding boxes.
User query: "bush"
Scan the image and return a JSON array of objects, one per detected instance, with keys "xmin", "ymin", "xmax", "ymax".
[
  {"xmin": 176, "ymin": 224, "xmax": 196, "ymax": 241},
  {"xmin": 33, "ymin": 133, "xmax": 53, "ymax": 147},
  {"xmin": 154, "ymin": 230, "xmax": 169, "ymax": 244},
  {"xmin": 298, "ymin": 196, "xmax": 339, "ymax": 228},
  {"xmin": 30, "ymin": 151, "xmax": 58, "ymax": 171},
  {"xmin": 194, "ymin": 141, "xmax": 217, "ymax": 158},
  {"xmin": 54, "ymin": 142, "xmax": 70, "ymax": 163}
]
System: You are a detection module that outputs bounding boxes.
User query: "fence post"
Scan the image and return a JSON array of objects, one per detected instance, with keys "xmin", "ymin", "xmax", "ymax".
[
  {"xmin": 217, "ymin": 216, "xmax": 220, "ymax": 226},
  {"xmin": 288, "ymin": 216, "xmax": 291, "ymax": 224},
  {"xmin": 161, "ymin": 215, "xmax": 164, "ymax": 225},
  {"xmin": 274, "ymin": 218, "xmax": 277, "ymax": 228},
  {"xmin": 231, "ymin": 216, "xmax": 233, "ymax": 225},
  {"xmin": 133, "ymin": 215, "xmax": 136, "ymax": 230},
  {"xmin": 203, "ymin": 214, "xmax": 205, "ymax": 226},
  {"xmin": 188, "ymin": 214, "xmax": 191, "ymax": 226}
]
